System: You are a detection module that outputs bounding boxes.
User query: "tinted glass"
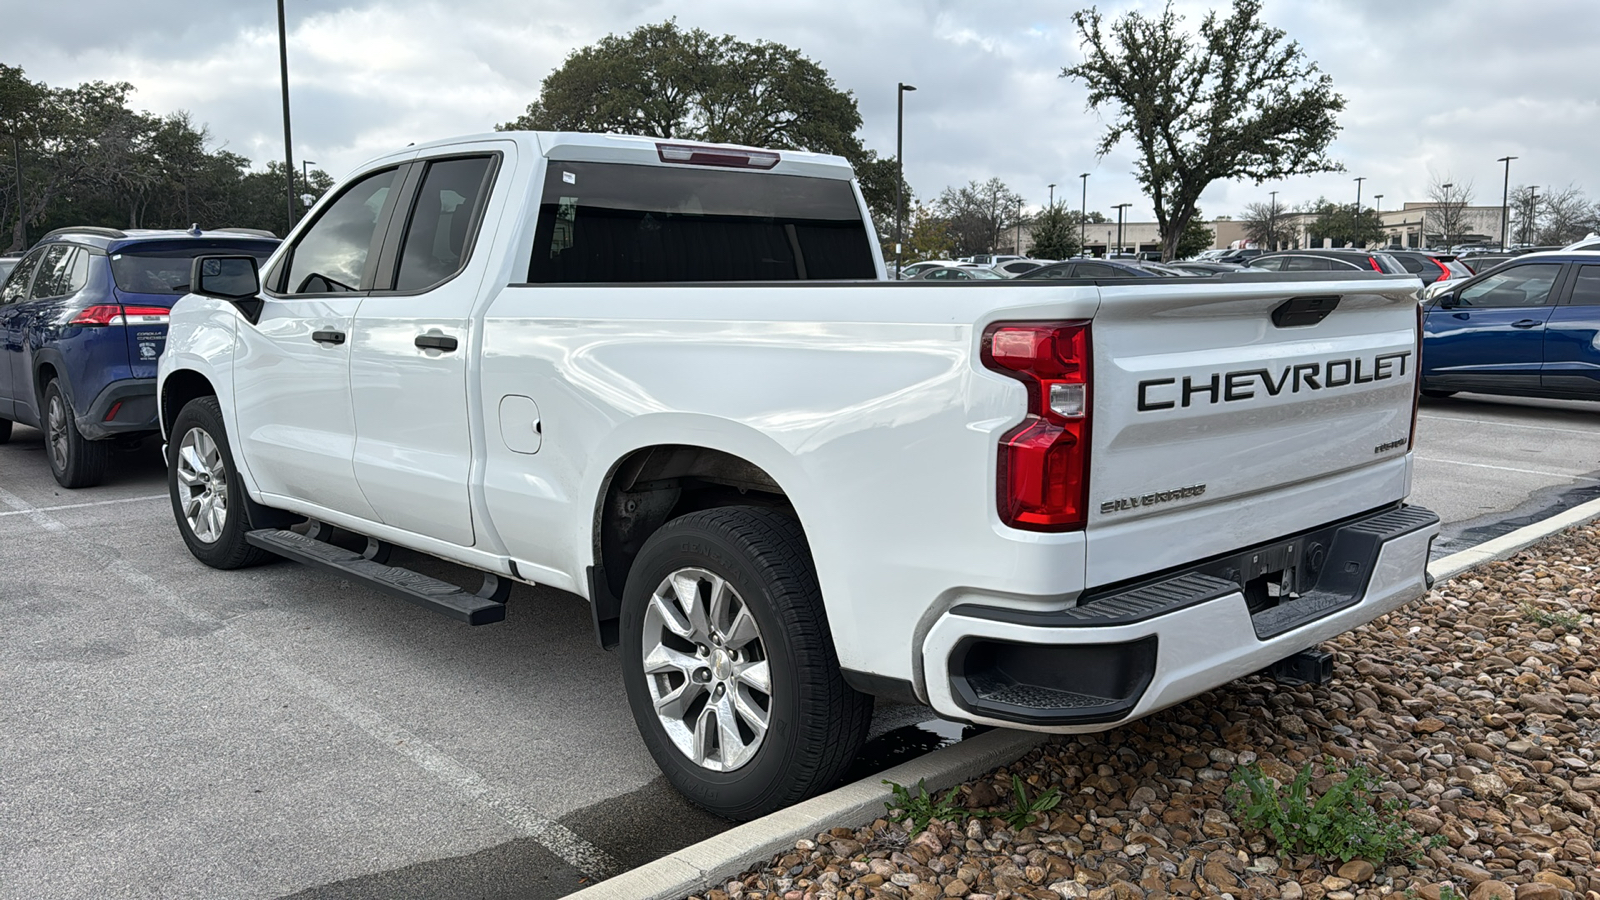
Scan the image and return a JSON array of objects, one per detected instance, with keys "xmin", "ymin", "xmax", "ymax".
[
  {"xmin": 1395, "ymin": 255, "xmax": 1425, "ymax": 274},
  {"xmin": 0, "ymin": 248, "xmax": 44, "ymax": 304},
  {"xmin": 1251, "ymin": 257, "xmax": 1285, "ymax": 271},
  {"xmin": 111, "ymin": 241, "xmax": 275, "ymax": 294},
  {"xmin": 1075, "ymin": 263, "xmax": 1122, "ymax": 277},
  {"xmin": 528, "ymin": 161, "xmax": 875, "ymax": 282},
  {"xmin": 28, "ymin": 245, "xmax": 75, "ymax": 299},
  {"xmin": 394, "ymin": 156, "xmax": 495, "ymax": 292},
  {"xmin": 282, "ymin": 167, "xmax": 399, "ymax": 294},
  {"xmin": 1019, "ymin": 264, "xmax": 1074, "ymax": 279},
  {"xmin": 1457, "ymin": 263, "xmax": 1562, "ymax": 308},
  {"xmin": 1568, "ymin": 266, "xmax": 1600, "ymax": 306}
]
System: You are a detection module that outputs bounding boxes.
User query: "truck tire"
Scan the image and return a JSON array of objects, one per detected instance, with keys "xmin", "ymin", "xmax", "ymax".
[
  {"xmin": 168, "ymin": 396, "xmax": 273, "ymax": 570},
  {"xmin": 43, "ymin": 380, "xmax": 110, "ymax": 488},
  {"xmin": 620, "ymin": 506, "xmax": 871, "ymax": 821},
  {"xmin": 0, "ymin": 417, "xmax": 11, "ymax": 444}
]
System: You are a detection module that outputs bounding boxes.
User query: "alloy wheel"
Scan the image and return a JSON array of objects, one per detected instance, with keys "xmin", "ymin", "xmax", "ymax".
[
  {"xmin": 175, "ymin": 426, "xmax": 228, "ymax": 543},
  {"xmin": 46, "ymin": 393, "xmax": 68, "ymax": 472}
]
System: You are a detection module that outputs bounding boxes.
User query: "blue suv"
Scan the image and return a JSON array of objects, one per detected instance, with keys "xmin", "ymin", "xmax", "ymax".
[{"xmin": 0, "ymin": 226, "xmax": 279, "ymax": 487}]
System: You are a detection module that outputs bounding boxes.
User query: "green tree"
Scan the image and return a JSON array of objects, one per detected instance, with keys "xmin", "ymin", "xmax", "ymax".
[
  {"xmin": 854, "ymin": 153, "xmax": 913, "ymax": 247},
  {"xmin": 1306, "ymin": 198, "xmax": 1384, "ymax": 247},
  {"xmin": 499, "ymin": 20, "xmax": 865, "ymax": 163},
  {"xmin": 1176, "ymin": 214, "xmax": 1214, "ymax": 259},
  {"xmin": 904, "ymin": 204, "xmax": 954, "ymax": 261},
  {"xmin": 1027, "ymin": 203, "xmax": 1082, "ymax": 259},
  {"xmin": 936, "ymin": 178, "xmax": 1023, "ymax": 257},
  {"xmin": 1063, "ymin": 0, "xmax": 1344, "ymax": 261}
]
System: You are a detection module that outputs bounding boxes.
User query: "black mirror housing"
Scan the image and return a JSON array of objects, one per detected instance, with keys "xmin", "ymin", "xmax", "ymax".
[{"xmin": 190, "ymin": 255, "xmax": 261, "ymax": 301}]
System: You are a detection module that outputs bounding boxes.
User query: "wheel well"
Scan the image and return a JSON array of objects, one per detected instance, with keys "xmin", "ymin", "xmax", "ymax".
[
  {"xmin": 161, "ymin": 371, "xmax": 217, "ymax": 440},
  {"xmin": 589, "ymin": 445, "xmax": 793, "ymax": 649}
]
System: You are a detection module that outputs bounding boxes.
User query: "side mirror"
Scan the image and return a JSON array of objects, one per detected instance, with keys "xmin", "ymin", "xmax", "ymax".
[
  {"xmin": 1437, "ymin": 291, "xmax": 1458, "ymax": 309},
  {"xmin": 190, "ymin": 255, "xmax": 264, "ymax": 323}
]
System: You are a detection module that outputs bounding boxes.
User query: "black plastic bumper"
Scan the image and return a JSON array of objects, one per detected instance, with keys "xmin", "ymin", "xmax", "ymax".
[
  {"xmin": 76, "ymin": 378, "xmax": 158, "ymax": 440},
  {"xmin": 945, "ymin": 504, "xmax": 1439, "ymax": 726}
]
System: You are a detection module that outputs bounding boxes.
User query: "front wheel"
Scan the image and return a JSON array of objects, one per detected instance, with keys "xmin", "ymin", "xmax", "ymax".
[
  {"xmin": 620, "ymin": 506, "xmax": 871, "ymax": 821},
  {"xmin": 168, "ymin": 396, "xmax": 273, "ymax": 569},
  {"xmin": 43, "ymin": 380, "xmax": 110, "ymax": 488}
]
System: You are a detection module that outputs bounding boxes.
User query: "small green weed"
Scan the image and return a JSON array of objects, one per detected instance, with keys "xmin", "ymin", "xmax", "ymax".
[
  {"xmin": 1518, "ymin": 600, "xmax": 1586, "ymax": 630},
  {"xmin": 1002, "ymin": 774, "xmax": 1062, "ymax": 830},
  {"xmin": 1227, "ymin": 759, "xmax": 1441, "ymax": 864},
  {"xmin": 882, "ymin": 779, "xmax": 966, "ymax": 833}
]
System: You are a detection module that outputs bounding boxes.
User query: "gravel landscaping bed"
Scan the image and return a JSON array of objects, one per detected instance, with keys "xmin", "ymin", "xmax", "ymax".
[{"xmin": 686, "ymin": 524, "xmax": 1600, "ymax": 900}]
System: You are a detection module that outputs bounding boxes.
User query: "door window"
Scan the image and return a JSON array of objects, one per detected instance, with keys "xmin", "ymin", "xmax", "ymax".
[
  {"xmin": 1567, "ymin": 266, "xmax": 1600, "ymax": 306},
  {"xmin": 278, "ymin": 167, "xmax": 400, "ymax": 294},
  {"xmin": 1075, "ymin": 262, "xmax": 1120, "ymax": 277},
  {"xmin": 1251, "ymin": 257, "xmax": 1286, "ymax": 271},
  {"xmin": 1456, "ymin": 263, "xmax": 1562, "ymax": 309},
  {"xmin": 393, "ymin": 156, "xmax": 495, "ymax": 292},
  {"xmin": 0, "ymin": 248, "xmax": 45, "ymax": 305},
  {"xmin": 28, "ymin": 245, "xmax": 78, "ymax": 299}
]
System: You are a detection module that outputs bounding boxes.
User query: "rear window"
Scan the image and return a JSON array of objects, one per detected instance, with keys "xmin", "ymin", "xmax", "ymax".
[
  {"xmin": 112, "ymin": 241, "xmax": 277, "ymax": 294},
  {"xmin": 527, "ymin": 161, "xmax": 875, "ymax": 283}
]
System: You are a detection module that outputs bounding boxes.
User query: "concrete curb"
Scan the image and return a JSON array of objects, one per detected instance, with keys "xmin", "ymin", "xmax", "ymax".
[
  {"xmin": 1427, "ymin": 494, "xmax": 1600, "ymax": 584},
  {"xmin": 573, "ymin": 499, "xmax": 1600, "ymax": 900},
  {"xmin": 568, "ymin": 727, "xmax": 1044, "ymax": 900}
]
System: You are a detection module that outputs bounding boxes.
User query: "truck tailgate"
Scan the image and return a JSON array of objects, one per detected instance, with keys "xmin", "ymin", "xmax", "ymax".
[{"xmin": 1084, "ymin": 273, "xmax": 1421, "ymax": 586}]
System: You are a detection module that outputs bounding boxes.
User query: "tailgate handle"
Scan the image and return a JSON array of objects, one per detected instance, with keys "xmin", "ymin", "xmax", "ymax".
[
  {"xmin": 1271, "ymin": 295, "xmax": 1340, "ymax": 328},
  {"xmin": 1511, "ymin": 319, "xmax": 1542, "ymax": 329}
]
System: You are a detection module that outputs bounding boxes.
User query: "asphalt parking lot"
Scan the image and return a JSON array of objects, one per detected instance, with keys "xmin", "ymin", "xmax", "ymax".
[{"xmin": 3, "ymin": 390, "xmax": 1598, "ymax": 900}]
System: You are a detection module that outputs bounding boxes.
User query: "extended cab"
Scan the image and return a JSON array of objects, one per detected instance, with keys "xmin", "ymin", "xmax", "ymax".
[{"xmin": 158, "ymin": 132, "xmax": 1437, "ymax": 820}]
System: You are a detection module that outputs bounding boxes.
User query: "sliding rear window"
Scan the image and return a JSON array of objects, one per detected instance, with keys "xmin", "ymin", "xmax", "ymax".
[{"xmin": 527, "ymin": 161, "xmax": 874, "ymax": 283}]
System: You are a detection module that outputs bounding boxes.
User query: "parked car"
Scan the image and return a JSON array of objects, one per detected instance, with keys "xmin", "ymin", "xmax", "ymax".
[
  {"xmin": 1168, "ymin": 261, "xmax": 1243, "ymax": 276},
  {"xmin": 1244, "ymin": 249, "xmax": 1406, "ymax": 274},
  {"xmin": 993, "ymin": 259, "xmax": 1053, "ymax": 277},
  {"xmin": 1212, "ymin": 248, "xmax": 1265, "ymax": 264},
  {"xmin": 1456, "ymin": 253, "xmax": 1513, "ymax": 274},
  {"xmin": 0, "ymin": 253, "xmax": 22, "ymax": 284},
  {"xmin": 1380, "ymin": 250, "xmax": 1473, "ymax": 287},
  {"xmin": 1017, "ymin": 258, "xmax": 1186, "ymax": 280},
  {"xmin": 159, "ymin": 130, "xmax": 1434, "ymax": 821},
  {"xmin": 913, "ymin": 265, "xmax": 1005, "ymax": 280},
  {"xmin": 1563, "ymin": 234, "xmax": 1600, "ymax": 253},
  {"xmin": 1421, "ymin": 251, "xmax": 1600, "ymax": 400},
  {"xmin": 897, "ymin": 259, "xmax": 960, "ymax": 280},
  {"xmin": 0, "ymin": 226, "xmax": 279, "ymax": 486}
]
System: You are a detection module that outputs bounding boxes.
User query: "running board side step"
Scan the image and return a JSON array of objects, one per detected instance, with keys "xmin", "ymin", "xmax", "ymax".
[{"xmin": 245, "ymin": 528, "xmax": 510, "ymax": 625}]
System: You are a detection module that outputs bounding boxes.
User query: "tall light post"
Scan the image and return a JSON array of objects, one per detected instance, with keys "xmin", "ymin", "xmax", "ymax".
[
  {"xmin": 277, "ymin": 0, "xmax": 295, "ymax": 237},
  {"xmin": 1373, "ymin": 194, "xmax": 1384, "ymax": 246},
  {"xmin": 1440, "ymin": 182, "xmax": 1453, "ymax": 249},
  {"xmin": 1048, "ymin": 183, "xmax": 1055, "ymax": 207},
  {"xmin": 1353, "ymin": 176, "xmax": 1366, "ymax": 247},
  {"xmin": 1525, "ymin": 185, "xmax": 1540, "ymax": 246},
  {"xmin": 1014, "ymin": 197, "xmax": 1023, "ymax": 255},
  {"xmin": 1268, "ymin": 190, "xmax": 1278, "ymax": 251},
  {"xmin": 1105, "ymin": 228, "xmax": 1112, "ymax": 258},
  {"xmin": 301, "ymin": 159, "xmax": 316, "ymax": 217},
  {"xmin": 1079, "ymin": 173, "xmax": 1089, "ymax": 247},
  {"xmin": 894, "ymin": 82, "xmax": 916, "ymax": 279},
  {"xmin": 1112, "ymin": 202, "xmax": 1131, "ymax": 257},
  {"xmin": 1497, "ymin": 155, "xmax": 1517, "ymax": 252}
]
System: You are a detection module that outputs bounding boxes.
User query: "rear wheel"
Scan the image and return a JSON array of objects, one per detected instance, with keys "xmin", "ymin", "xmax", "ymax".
[
  {"xmin": 43, "ymin": 380, "xmax": 110, "ymax": 488},
  {"xmin": 620, "ymin": 506, "xmax": 871, "ymax": 821},
  {"xmin": 168, "ymin": 396, "xmax": 273, "ymax": 569}
]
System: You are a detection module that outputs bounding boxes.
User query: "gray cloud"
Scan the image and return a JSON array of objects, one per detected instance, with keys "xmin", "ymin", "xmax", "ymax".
[{"xmin": 4, "ymin": 0, "xmax": 1596, "ymax": 221}]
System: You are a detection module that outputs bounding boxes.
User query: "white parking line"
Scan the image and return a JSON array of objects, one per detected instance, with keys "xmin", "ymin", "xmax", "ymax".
[
  {"xmin": 1419, "ymin": 414, "xmax": 1600, "ymax": 437},
  {"xmin": 0, "ymin": 484, "xmax": 622, "ymax": 881},
  {"xmin": 0, "ymin": 492, "xmax": 167, "ymax": 518},
  {"xmin": 1414, "ymin": 457, "xmax": 1600, "ymax": 481}
]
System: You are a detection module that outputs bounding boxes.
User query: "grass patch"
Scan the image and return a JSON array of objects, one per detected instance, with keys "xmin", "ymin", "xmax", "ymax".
[
  {"xmin": 1518, "ymin": 600, "xmax": 1587, "ymax": 630},
  {"xmin": 1227, "ymin": 759, "xmax": 1443, "ymax": 864},
  {"xmin": 883, "ymin": 779, "xmax": 965, "ymax": 833}
]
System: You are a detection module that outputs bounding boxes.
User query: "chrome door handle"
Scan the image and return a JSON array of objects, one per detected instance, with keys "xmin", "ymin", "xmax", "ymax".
[
  {"xmin": 1511, "ymin": 319, "xmax": 1542, "ymax": 329},
  {"xmin": 312, "ymin": 330, "xmax": 346, "ymax": 345},
  {"xmin": 414, "ymin": 334, "xmax": 458, "ymax": 352}
]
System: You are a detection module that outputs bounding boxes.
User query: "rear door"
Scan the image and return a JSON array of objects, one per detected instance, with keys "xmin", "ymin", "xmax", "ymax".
[
  {"xmin": 0, "ymin": 248, "xmax": 46, "ymax": 420},
  {"xmin": 1541, "ymin": 262, "xmax": 1600, "ymax": 396},
  {"xmin": 349, "ymin": 147, "xmax": 505, "ymax": 547},
  {"xmin": 1085, "ymin": 273, "xmax": 1422, "ymax": 585},
  {"xmin": 1422, "ymin": 261, "xmax": 1563, "ymax": 393}
]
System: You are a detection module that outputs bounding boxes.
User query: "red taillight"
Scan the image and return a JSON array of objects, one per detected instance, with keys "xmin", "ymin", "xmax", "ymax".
[
  {"xmin": 982, "ymin": 321, "xmax": 1091, "ymax": 531},
  {"xmin": 1430, "ymin": 257, "xmax": 1452, "ymax": 281},
  {"xmin": 656, "ymin": 143, "xmax": 780, "ymax": 169},
  {"xmin": 1368, "ymin": 256, "xmax": 1382, "ymax": 272},
  {"xmin": 68, "ymin": 304, "xmax": 169, "ymax": 326}
]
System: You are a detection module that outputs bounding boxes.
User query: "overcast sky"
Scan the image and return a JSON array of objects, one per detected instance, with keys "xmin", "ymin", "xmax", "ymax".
[{"xmin": 4, "ymin": 0, "xmax": 1597, "ymax": 222}]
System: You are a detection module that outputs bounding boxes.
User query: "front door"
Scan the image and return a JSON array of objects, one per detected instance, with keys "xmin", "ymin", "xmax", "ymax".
[
  {"xmin": 232, "ymin": 164, "xmax": 406, "ymax": 519},
  {"xmin": 1542, "ymin": 263, "xmax": 1600, "ymax": 397},
  {"xmin": 349, "ymin": 149, "xmax": 505, "ymax": 547},
  {"xmin": 1423, "ymin": 261, "xmax": 1563, "ymax": 393}
]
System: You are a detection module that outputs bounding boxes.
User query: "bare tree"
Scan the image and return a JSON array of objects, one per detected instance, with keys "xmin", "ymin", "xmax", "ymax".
[
  {"xmin": 1534, "ymin": 183, "xmax": 1599, "ymax": 245},
  {"xmin": 936, "ymin": 178, "xmax": 1024, "ymax": 256},
  {"xmin": 1509, "ymin": 185, "xmax": 1541, "ymax": 247},
  {"xmin": 1240, "ymin": 200, "xmax": 1295, "ymax": 250},
  {"xmin": 1425, "ymin": 176, "xmax": 1473, "ymax": 249}
]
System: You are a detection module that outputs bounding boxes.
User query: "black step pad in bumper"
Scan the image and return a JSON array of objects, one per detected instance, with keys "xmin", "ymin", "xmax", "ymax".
[{"xmin": 246, "ymin": 528, "xmax": 510, "ymax": 625}]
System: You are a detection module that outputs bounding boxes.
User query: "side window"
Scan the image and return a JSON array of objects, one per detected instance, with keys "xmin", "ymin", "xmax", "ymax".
[
  {"xmin": 28, "ymin": 245, "xmax": 75, "ymax": 299},
  {"xmin": 1396, "ymin": 256, "xmax": 1425, "ymax": 274},
  {"xmin": 0, "ymin": 248, "xmax": 45, "ymax": 305},
  {"xmin": 1252, "ymin": 257, "xmax": 1285, "ymax": 271},
  {"xmin": 1457, "ymin": 263, "xmax": 1563, "ymax": 309},
  {"xmin": 393, "ymin": 156, "xmax": 495, "ymax": 292},
  {"xmin": 1568, "ymin": 266, "xmax": 1600, "ymax": 306},
  {"xmin": 926, "ymin": 268, "xmax": 955, "ymax": 280},
  {"xmin": 1076, "ymin": 263, "xmax": 1117, "ymax": 278},
  {"xmin": 280, "ymin": 167, "xmax": 400, "ymax": 294},
  {"xmin": 1283, "ymin": 256, "xmax": 1321, "ymax": 272}
]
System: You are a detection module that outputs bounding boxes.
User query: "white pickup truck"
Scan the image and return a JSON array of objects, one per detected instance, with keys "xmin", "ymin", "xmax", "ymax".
[{"xmin": 158, "ymin": 131, "xmax": 1437, "ymax": 820}]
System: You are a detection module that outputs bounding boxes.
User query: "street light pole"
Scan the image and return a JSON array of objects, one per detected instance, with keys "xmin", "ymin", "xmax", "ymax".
[
  {"xmin": 1079, "ymin": 173, "xmax": 1089, "ymax": 248},
  {"xmin": 894, "ymin": 82, "xmax": 916, "ymax": 279},
  {"xmin": 1048, "ymin": 183, "xmax": 1055, "ymax": 207},
  {"xmin": 1353, "ymin": 176, "xmax": 1365, "ymax": 247},
  {"xmin": 1112, "ymin": 203, "xmax": 1131, "ymax": 257},
  {"xmin": 277, "ymin": 0, "xmax": 296, "ymax": 238},
  {"xmin": 1441, "ymin": 183, "xmax": 1453, "ymax": 249},
  {"xmin": 1525, "ymin": 185, "xmax": 1540, "ymax": 246},
  {"xmin": 1373, "ymin": 194, "xmax": 1384, "ymax": 246},
  {"xmin": 1268, "ymin": 190, "xmax": 1278, "ymax": 251},
  {"xmin": 1497, "ymin": 155, "xmax": 1517, "ymax": 252}
]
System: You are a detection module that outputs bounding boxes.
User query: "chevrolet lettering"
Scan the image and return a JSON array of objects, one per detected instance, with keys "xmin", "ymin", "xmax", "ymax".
[
  {"xmin": 158, "ymin": 130, "xmax": 1438, "ymax": 822},
  {"xmin": 1137, "ymin": 350, "xmax": 1413, "ymax": 412}
]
